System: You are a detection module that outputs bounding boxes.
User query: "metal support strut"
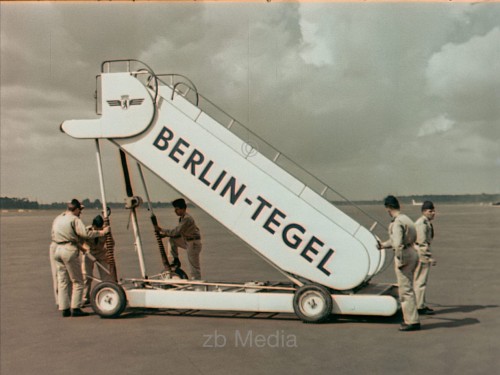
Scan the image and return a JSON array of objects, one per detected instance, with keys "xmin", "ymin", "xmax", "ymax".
[
  {"xmin": 95, "ymin": 139, "xmax": 118, "ymax": 282},
  {"xmin": 119, "ymin": 150, "xmax": 148, "ymax": 279},
  {"xmin": 136, "ymin": 163, "xmax": 172, "ymax": 273}
]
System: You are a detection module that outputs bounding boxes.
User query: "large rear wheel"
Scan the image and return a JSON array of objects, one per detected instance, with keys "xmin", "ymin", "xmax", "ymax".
[
  {"xmin": 91, "ymin": 281, "xmax": 127, "ymax": 319},
  {"xmin": 293, "ymin": 284, "xmax": 332, "ymax": 323}
]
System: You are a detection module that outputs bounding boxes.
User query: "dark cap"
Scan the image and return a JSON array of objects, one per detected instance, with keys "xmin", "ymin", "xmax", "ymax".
[
  {"xmin": 383, "ymin": 195, "xmax": 400, "ymax": 210},
  {"xmin": 92, "ymin": 215, "xmax": 104, "ymax": 228},
  {"xmin": 68, "ymin": 198, "xmax": 85, "ymax": 211},
  {"xmin": 421, "ymin": 201, "xmax": 435, "ymax": 211},
  {"xmin": 172, "ymin": 198, "xmax": 187, "ymax": 209}
]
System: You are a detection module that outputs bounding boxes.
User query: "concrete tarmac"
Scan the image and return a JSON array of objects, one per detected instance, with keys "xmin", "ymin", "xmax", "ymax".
[{"xmin": 1, "ymin": 205, "xmax": 499, "ymax": 375}]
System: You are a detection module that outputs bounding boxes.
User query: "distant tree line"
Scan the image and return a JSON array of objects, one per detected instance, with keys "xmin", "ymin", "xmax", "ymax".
[
  {"xmin": 334, "ymin": 194, "xmax": 500, "ymax": 205},
  {"xmin": 0, "ymin": 197, "xmax": 40, "ymax": 209},
  {"xmin": 2, "ymin": 194, "xmax": 499, "ymax": 210},
  {"xmin": 0, "ymin": 197, "xmax": 174, "ymax": 210},
  {"xmin": 400, "ymin": 194, "xmax": 500, "ymax": 205}
]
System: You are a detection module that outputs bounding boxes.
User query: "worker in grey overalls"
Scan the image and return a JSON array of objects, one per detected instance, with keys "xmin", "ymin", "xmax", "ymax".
[
  {"xmin": 414, "ymin": 201, "xmax": 437, "ymax": 315},
  {"xmin": 49, "ymin": 211, "xmax": 66, "ymax": 307},
  {"xmin": 378, "ymin": 195, "xmax": 420, "ymax": 332},
  {"xmin": 154, "ymin": 198, "xmax": 202, "ymax": 280},
  {"xmin": 51, "ymin": 199, "xmax": 109, "ymax": 317}
]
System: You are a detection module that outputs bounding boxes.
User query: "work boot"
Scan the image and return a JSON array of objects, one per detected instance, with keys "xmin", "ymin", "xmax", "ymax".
[
  {"xmin": 71, "ymin": 308, "xmax": 90, "ymax": 317},
  {"xmin": 418, "ymin": 307, "xmax": 435, "ymax": 315},
  {"xmin": 62, "ymin": 309, "xmax": 71, "ymax": 317},
  {"xmin": 172, "ymin": 258, "xmax": 181, "ymax": 268},
  {"xmin": 399, "ymin": 323, "xmax": 421, "ymax": 332}
]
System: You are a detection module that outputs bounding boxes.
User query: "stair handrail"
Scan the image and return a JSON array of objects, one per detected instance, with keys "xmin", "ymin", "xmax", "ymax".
[
  {"xmin": 98, "ymin": 60, "xmax": 387, "ymax": 233},
  {"xmin": 154, "ymin": 74, "xmax": 387, "ymax": 232}
]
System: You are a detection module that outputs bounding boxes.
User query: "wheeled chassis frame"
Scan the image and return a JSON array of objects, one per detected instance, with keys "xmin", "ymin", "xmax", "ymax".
[{"xmin": 90, "ymin": 272, "xmax": 399, "ymax": 322}]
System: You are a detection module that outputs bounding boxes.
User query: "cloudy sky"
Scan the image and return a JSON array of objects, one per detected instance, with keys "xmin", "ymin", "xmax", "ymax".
[{"xmin": 1, "ymin": 2, "xmax": 499, "ymax": 203}]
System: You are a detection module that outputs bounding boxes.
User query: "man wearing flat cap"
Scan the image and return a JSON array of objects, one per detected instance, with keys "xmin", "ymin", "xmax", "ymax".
[
  {"xmin": 378, "ymin": 195, "xmax": 420, "ymax": 331},
  {"xmin": 414, "ymin": 201, "xmax": 437, "ymax": 315},
  {"xmin": 51, "ymin": 199, "xmax": 110, "ymax": 317},
  {"xmin": 154, "ymin": 198, "xmax": 202, "ymax": 280}
]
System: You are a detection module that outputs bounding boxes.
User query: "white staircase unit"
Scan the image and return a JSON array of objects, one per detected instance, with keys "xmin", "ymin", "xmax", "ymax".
[{"xmin": 62, "ymin": 66, "xmax": 387, "ymax": 291}]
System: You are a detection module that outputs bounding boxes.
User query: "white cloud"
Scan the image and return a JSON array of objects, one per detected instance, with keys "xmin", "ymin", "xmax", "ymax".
[
  {"xmin": 299, "ymin": 18, "xmax": 334, "ymax": 67},
  {"xmin": 418, "ymin": 114, "xmax": 455, "ymax": 137},
  {"xmin": 426, "ymin": 27, "xmax": 500, "ymax": 100},
  {"xmin": 1, "ymin": 3, "xmax": 499, "ymax": 202}
]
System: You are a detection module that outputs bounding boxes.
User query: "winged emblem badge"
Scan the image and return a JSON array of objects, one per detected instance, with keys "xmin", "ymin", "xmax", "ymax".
[{"xmin": 107, "ymin": 95, "xmax": 144, "ymax": 110}]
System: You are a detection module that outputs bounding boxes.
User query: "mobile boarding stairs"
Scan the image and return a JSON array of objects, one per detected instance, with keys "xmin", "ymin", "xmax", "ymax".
[{"xmin": 61, "ymin": 60, "xmax": 398, "ymax": 323}]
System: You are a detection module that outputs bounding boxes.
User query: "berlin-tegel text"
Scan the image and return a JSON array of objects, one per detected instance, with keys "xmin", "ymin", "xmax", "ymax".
[{"xmin": 153, "ymin": 126, "xmax": 334, "ymax": 276}]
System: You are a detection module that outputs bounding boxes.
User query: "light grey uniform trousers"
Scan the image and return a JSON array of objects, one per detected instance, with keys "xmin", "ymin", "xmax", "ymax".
[
  {"xmin": 414, "ymin": 258, "xmax": 431, "ymax": 309},
  {"xmin": 54, "ymin": 245, "xmax": 84, "ymax": 310},
  {"xmin": 394, "ymin": 246, "xmax": 420, "ymax": 325},
  {"xmin": 49, "ymin": 242, "xmax": 58, "ymax": 306},
  {"xmin": 82, "ymin": 252, "xmax": 113, "ymax": 303},
  {"xmin": 170, "ymin": 237, "xmax": 202, "ymax": 280}
]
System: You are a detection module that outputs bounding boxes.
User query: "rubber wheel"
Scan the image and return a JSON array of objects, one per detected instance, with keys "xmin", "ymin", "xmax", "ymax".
[
  {"xmin": 91, "ymin": 281, "xmax": 127, "ymax": 319},
  {"xmin": 293, "ymin": 284, "xmax": 333, "ymax": 323},
  {"xmin": 174, "ymin": 267, "xmax": 189, "ymax": 280}
]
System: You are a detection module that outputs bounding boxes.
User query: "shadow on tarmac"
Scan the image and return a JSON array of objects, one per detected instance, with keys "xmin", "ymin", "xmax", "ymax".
[
  {"xmin": 414, "ymin": 304, "xmax": 498, "ymax": 330},
  {"xmin": 430, "ymin": 304, "xmax": 499, "ymax": 315},
  {"xmin": 111, "ymin": 308, "xmax": 404, "ymax": 325},
  {"xmin": 420, "ymin": 317, "xmax": 480, "ymax": 330},
  {"xmin": 119, "ymin": 308, "xmax": 300, "ymax": 321},
  {"xmin": 108, "ymin": 304, "xmax": 498, "ymax": 329}
]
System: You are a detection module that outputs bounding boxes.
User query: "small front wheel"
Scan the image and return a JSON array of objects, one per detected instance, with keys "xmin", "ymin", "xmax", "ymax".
[
  {"xmin": 91, "ymin": 281, "xmax": 127, "ymax": 319},
  {"xmin": 293, "ymin": 284, "xmax": 332, "ymax": 323}
]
